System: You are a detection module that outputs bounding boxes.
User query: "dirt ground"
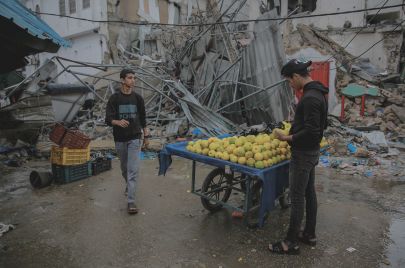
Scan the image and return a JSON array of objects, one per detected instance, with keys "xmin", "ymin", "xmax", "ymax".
[{"xmin": 0, "ymin": 156, "xmax": 404, "ymax": 268}]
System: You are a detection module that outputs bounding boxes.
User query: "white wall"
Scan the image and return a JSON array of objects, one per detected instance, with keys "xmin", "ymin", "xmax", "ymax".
[
  {"xmin": 280, "ymin": 0, "xmax": 404, "ymax": 72},
  {"xmin": 281, "ymin": 0, "xmax": 365, "ymax": 29},
  {"xmin": 281, "ymin": 0, "xmax": 404, "ymax": 30},
  {"xmin": 24, "ymin": 0, "xmax": 108, "ymax": 37},
  {"xmin": 23, "ymin": 0, "xmax": 109, "ymax": 83},
  {"xmin": 330, "ymin": 32, "xmax": 385, "ymax": 64}
]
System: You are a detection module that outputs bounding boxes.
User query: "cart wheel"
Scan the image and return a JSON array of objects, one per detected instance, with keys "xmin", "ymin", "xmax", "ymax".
[
  {"xmin": 279, "ymin": 188, "xmax": 290, "ymax": 209},
  {"xmin": 201, "ymin": 168, "xmax": 233, "ymax": 212},
  {"xmin": 246, "ymin": 180, "xmax": 269, "ymax": 228}
]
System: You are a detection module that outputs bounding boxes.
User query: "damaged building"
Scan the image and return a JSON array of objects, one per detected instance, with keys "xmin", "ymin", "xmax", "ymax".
[{"xmin": 1, "ymin": 0, "xmax": 403, "ymax": 153}]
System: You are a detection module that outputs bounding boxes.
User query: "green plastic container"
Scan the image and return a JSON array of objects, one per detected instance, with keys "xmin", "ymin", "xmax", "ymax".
[{"xmin": 52, "ymin": 162, "xmax": 92, "ymax": 184}]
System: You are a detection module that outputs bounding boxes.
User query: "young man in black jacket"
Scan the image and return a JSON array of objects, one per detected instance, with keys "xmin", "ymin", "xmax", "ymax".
[
  {"xmin": 105, "ymin": 69, "xmax": 148, "ymax": 214},
  {"xmin": 269, "ymin": 59, "xmax": 328, "ymax": 254}
]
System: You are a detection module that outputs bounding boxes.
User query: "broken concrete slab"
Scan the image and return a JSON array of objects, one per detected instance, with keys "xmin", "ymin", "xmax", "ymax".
[{"xmin": 390, "ymin": 105, "xmax": 405, "ymax": 123}]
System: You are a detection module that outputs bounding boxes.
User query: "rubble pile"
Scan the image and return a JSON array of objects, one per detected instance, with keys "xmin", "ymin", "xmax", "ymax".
[
  {"xmin": 0, "ymin": 2, "xmax": 404, "ymax": 176},
  {"xmin": 320, "ymin": 116, "xmax": 405, "ymax": 179}
]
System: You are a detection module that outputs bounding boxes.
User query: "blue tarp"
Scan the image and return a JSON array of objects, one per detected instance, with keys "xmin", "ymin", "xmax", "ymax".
[
  {"xmin": 0, "ymin": 0, "xmax": 70, "ymax": 47},
  {"xmin": 159, "ymin": 141, "xmax": 290, "ymax": 227}
]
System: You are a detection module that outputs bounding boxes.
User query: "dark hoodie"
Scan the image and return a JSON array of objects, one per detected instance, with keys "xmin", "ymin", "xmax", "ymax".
[{"xmin": 290, "ymin": 81, "xmax": 329, "ymax": 151}]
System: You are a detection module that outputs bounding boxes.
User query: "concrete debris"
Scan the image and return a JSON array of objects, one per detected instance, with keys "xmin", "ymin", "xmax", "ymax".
[
  {"xmin": 0, "ymin": 1, "xmax": 403, "ymax": 175},
  {"xmin": 1, "ymin": 2, "xmax": 296, "ymax": 152},
  {"xmin": 0, "ymin": 223, "xmax": 15, "ymax": 237}
]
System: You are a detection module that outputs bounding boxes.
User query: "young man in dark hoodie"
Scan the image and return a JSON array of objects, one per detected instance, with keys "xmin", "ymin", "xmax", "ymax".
[
  {"xmin": 269, "ymin": 59, "xmax": 328, "ymax": 254},
  {"xmin": 105, "ymin": 69, "xmax": 148, "ymax": 214}
]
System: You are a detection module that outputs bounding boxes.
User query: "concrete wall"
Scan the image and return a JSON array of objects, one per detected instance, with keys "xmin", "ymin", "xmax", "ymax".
[
  {"xmin": 114, "ymin": 0, "xmax": 206, "ymax": 24},
  {"xmin": 280, "ymin": 0, "xmax": 403, "ymax": 30},
  {"xmin": 280, "ymin": 0, "xmax": 404, "ymax": 72},
  {"xmin": 328, "ymin": 30, "xmax": 403, "ymax": 72},
  {"xmin": 22, "ymin": 0, "xmax": 110, "ymax": 83}
]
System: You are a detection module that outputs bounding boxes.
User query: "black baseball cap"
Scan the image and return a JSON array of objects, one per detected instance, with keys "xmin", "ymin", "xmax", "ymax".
[{"xmin": 281, "ymin": 59, "xmax": 312, "ymax": 77}]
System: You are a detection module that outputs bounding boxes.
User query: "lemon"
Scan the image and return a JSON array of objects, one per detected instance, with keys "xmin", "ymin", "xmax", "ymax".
[
  {"xmin": 243, "ymin": 142, "xmax": 253, "ymax": 152},
  {"xmin": 246, "ymin": 135, "xmax": 256, "ymax": 142},
  {"xmin": 245, "ymin": 151, "xmax": 254, "ymax": 159},
  {"xmin": 221, "ymin": 152, "xmax": 230, "ymax": 161},
  {"xmin": 247, "ymin": 158, "xmax": 255, "ymax": 167},
  {"xmin": 238, "ymin": 157, "xmax": 247, "ymax": 165},
  {"xmin": 236, "ymin": 147, "xmax": 246, "ymax": 157},
  {"xmin": 215, "ymin": 152, "xmax": 223, "ymax": 159},
  {"xmin": 254, "ymin": 152, "xmax": 264, "ymax": 161},
  {"xmin": 227, "ymin": 144, "xmax": 236, "ymax": 154},
  {"xmin": 235, "ymin": 137, "xmax": 245, "ymax": 147},
  {"xmin": 202, "ymin": 148, "xmax": 209, "ymax": 155},
  {"xmin": 255, "ymin": 161, "xmax": 264, "ymax": 169},
  {"xmin": 200, "ymin": 140, "xmax": 209, "ymax": 148},
  {"xmin": 262, "ymin": 151, "xmax": 270, "ymax": 160},
  {"xmin": 252, "ymin": 145, "xmax": 261, "ymax": 154},
  {"xmin": 230, "ymin": 154, "xmax": 238, "ymax": 163}
]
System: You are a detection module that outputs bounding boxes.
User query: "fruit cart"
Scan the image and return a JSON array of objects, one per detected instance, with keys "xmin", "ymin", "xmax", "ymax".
[{"xmin": 159, "ymin": 141, "xmax": 290, "ymax": 228}]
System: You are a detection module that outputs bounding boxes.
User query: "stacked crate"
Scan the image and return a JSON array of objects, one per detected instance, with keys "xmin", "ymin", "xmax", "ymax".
[{"xmin": 49, "ymin": 124, "xmax": 92, "ymax": 184}]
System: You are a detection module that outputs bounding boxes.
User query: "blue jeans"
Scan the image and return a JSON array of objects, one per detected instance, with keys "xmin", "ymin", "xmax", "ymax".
[
  {"xmin": 115, "ymin": 139, "xmax": 141, "ymax": 204},
  {"xmin": 286, "ymin": 149, "xmax": 320, "ymax": 242}
]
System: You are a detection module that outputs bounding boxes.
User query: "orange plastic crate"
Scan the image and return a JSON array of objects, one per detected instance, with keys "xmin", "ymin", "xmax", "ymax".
[{"xmin": 51, "ymin": 145, "xmax": 90, "ymax": 165}]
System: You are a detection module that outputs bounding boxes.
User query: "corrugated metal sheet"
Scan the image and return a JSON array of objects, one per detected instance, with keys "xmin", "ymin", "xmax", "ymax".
[
  {"xmin": 223, "ymin": 10, "xmax": 293, "ymax": 125},
  {"xmin": 0, "ymin": 0, "xmax": 70, "ymax": 47},
  {"xmin": 171, "ymin": 81, "xmax": 239, "ymax": 136}
]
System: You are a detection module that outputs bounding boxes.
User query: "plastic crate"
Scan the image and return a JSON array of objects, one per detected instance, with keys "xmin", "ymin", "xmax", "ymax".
[
  {"xmin": 60, "ymin": 130, "xmax": 91, "ymax": 149},
  {"xmin": 52, "ymin": 162, "xmax": 92, "ymax": 184},
  {"xmin": 49, "ymin": 123, "xmax": 91, "ymax": 149},
  {"xmin": 91, "ymin": 158, "xmax": 112, "ymax": 175},
  {"xmin": 51, "ymin": 145, "xmax": 90, "ymax": 165},
  {"xmin": 49, "ymin": 123, "xmax": 66, "ymax": 145}
]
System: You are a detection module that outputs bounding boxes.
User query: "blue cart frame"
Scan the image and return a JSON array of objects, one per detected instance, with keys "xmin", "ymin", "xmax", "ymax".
[{"xmin": 159, "ymin": 141, "xmax": 290, "ymax": 227}]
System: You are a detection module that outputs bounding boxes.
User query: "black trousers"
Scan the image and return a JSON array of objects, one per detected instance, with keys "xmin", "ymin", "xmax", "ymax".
[{"xmin": 286, "ymin": 149, "xmax": 320, "ymax": 242}]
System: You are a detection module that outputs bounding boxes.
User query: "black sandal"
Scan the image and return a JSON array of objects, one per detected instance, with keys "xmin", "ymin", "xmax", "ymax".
[
  {"xmin": 268, "ymin": 240, "xmax": 300, "ymax": 255},
  {"xmin": 127, "ymin": 203, "xmax": 138, "ymax": 214},
  {"xmin": 298, "ymin": 231, "xmax": 317, "ymax": 246}
]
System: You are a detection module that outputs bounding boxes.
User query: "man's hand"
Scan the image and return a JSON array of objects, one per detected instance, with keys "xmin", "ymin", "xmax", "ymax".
[
  {"xmin": 274, "ymin": 129, "xmax": 292, "ymax": 142},
  {"xmin": 112, "ymin": 119, "xmax": 129, "ymax": 128}
]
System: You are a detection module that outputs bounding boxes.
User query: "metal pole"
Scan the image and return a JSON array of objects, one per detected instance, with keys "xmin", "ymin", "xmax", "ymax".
[
  {"xmin": 216, "ymin": 79, "xmax": 286, "ymax": 112},
  {"xmin": 70, "ymin": 71, "xmax": 121, "ymax": 83},
  {"xmin": 191, "ymin": 160, "xmax": 196, "ymax": 193},
  {"xmin": 194, "ymin": 57, "xmax": 241, "ymax": 98},
  {"xmin": 135, "ymin": 76, "xmax": 177, "ymax": 104},
  {"xmin": 155, "ymin": 94, "xmax": 163, "ymax": 126},
  {"xmin": 56, "ymin": 57, "xmax": 108, "ymax": 71},
  {"xmin": 179, "ymin": 0, "xmax": 241, "ymax": 60},
  {"xmin": 68, "ymin": 71, "xmax": 108, "ymax": 102},
  {"xmin": 5, "ymin": 57, "xmax": 60, "ymax": 98}
]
